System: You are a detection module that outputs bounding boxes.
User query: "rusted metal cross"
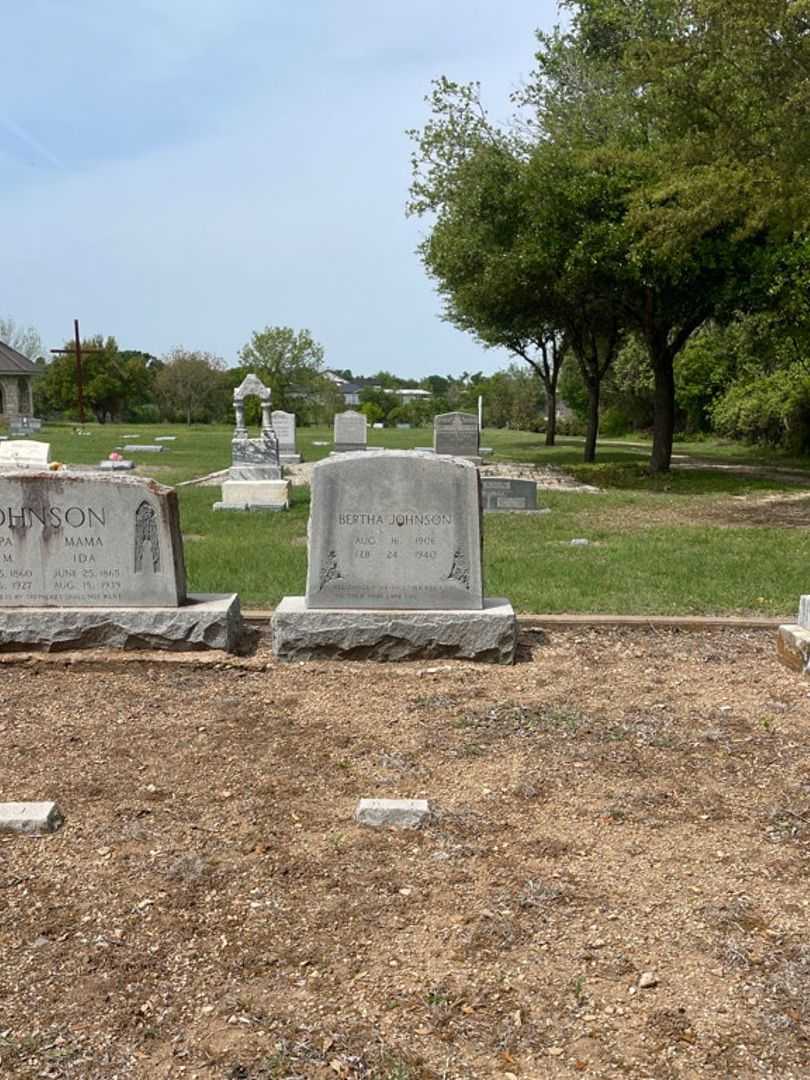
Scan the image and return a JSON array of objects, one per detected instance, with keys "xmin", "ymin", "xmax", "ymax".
[{"xmin": 50, "ymin": 318, "xmax": 103, "ymax": 425}]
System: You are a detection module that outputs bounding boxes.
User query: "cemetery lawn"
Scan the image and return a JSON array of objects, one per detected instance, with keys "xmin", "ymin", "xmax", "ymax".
[
  {"xmin": 44, "ymin": 423, "xmax": 810, "ymax": 617},
  {"xmin": 2, "ymin": 628, "xmax": 809, "ymax": 1078}
]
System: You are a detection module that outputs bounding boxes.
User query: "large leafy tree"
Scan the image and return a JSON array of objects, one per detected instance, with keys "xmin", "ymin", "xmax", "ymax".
[
  {"xmin": 525, "ymin": 6, "xmax": 771, "ymax": 471},
  {"xmin": 237, "ymin": 325, "xmax": 330, "ymax": 421},
  {"xmin": 596, "ymin": 0, "xmax": 810, "ymax": 246},
  {"xmin": 37, "ymin": 336, "xmax": 154, "ymax": 422},
  {"xmin": 409, "ymin": 82, "xmax": 627, "ymax": 459},
  {"xmin": 410, "ymin": 3, "xmax": 806, "ymax": 468},
  {"xmin": 154, "ymin": 348, "xmax": 228, "ymax": 424}
]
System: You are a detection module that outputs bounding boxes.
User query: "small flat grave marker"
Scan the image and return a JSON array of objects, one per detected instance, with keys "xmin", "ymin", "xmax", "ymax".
[
  {"xmin": 355, "ymin": 798, "xmax": 431, "ymax": 829},
  {"xmin": 98, "ymin": 459, "xmax": 135, "ymax": 471},
  {"xmin": 0, "ymin": 801, "xmax": 64, "ymax": 835}
]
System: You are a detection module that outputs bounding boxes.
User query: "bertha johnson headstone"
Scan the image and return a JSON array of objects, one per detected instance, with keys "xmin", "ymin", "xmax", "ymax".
[
  {"xmin": 272, "ymin": 451, "xmax": 517, "ymax": 662},
  {"xmin": 306, "ymin": 450, "xmax": 483, "ymax": 611}
]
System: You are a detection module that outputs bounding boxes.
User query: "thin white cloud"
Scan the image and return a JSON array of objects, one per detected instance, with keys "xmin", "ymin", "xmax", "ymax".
[{"xmin": 0, "ymin": 115, "xmax": 64, "ymax": 170}]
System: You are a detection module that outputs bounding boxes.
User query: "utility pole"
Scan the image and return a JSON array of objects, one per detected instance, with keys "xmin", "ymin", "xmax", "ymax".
[{"xmin": 50, "ymin": 319, "xmax": 102, "ymax": 425}]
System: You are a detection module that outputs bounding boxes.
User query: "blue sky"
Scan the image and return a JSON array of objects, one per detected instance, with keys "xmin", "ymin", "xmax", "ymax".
[{"xmin": 2, "ymin": 1, "xmax": 559, "ymax": 378}]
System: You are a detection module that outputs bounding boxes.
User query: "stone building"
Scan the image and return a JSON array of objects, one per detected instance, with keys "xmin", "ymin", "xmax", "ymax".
[{"xmin": 0, "ymin": 341, "xmax": 36, "ymax": 419}]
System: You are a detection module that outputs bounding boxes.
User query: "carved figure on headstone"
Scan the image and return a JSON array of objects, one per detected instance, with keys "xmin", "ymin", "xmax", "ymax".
[{"xmin": 134, "ymin": 500, "xmax": 161, "ymax": 573}]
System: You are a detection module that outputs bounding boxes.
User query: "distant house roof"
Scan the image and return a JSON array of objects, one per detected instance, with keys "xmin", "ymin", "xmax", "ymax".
[{"xmin": 0, "ymin": 341, "xmax": 37, "ymax": 374}]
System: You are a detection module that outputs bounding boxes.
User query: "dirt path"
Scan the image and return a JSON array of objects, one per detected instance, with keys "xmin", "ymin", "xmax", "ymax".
[{"xmin": 673, "ymin": 459, "xmax": 810, "ymax": 486}]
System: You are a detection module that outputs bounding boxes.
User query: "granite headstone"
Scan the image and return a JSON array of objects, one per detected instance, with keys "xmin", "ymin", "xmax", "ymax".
[
  {"xmin": 480, "ymin": 477, "xmax": 538, "ymax": 511},
  {"xmin": 272, "ymin": 450, "xmax": 517, "ymax": 661},
  {"xmin": 306, "ymin": 450, "xmax": 483, "ymax": 611},
  {"xmin": 0, "ymin": 441, "xmax": 50, "ymax": 469},
  {"xmin": 271, "ymin": 410, "xmax": 301, "ymax": 463},
  {"xmin": 433, "ymin": 412, "xmax": 480, "ymax": 460},
  {"xmin": 0, "ymin": 471, "xmax": 242, "ymax": 650},
  {"xmin": 214, "ymin": 373, "xmax": 289, "ymax": 510},
  {"xmin": 333, "ymin": 410, "xmax": 367, "ymax": 452},
  {"xmin": 0, "ymin": 471, "xmax": 186, "ymax": 607}
]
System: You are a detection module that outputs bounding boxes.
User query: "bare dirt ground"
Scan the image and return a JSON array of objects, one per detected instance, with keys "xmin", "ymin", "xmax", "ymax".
[
  {"xmin": 577, "ymin": 491, "xmax": 810, "ymax": 532},
  {"xmin": 275, "ymin": 461, "xmax": 599, "ymax": 493},
  {"xmin": 2, "ymin": 628, "xmax": 809, "ymax": 1080}
]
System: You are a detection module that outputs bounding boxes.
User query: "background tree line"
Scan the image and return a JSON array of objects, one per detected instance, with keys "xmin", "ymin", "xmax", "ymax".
[{"xmin": 4, "ymin": 318, "xmax": 547, "ymax": 429}]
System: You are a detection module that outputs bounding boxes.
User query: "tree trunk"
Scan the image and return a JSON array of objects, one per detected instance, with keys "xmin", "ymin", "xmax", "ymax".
[
  {"xmin": 584, "ymin": 379, "xmax": 600, "ymax": 463},
  {"xmin": 545, "ymin": 384, "xmax": 557, "ymax": 446},
  {"xmin": 649, "ymin": 350, "xmax": 675, "ymax": 474}
]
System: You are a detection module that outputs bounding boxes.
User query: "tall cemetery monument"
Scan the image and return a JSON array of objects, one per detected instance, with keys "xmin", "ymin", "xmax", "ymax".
[{"xmin": 214, "ymin": 373, "xmax": 291, "ymax": 511}]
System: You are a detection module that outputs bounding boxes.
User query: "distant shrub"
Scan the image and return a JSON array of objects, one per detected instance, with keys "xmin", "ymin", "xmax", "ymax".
[
  {"xmin": 712, "ymin": 368, "xmax": 810, "ymax": 452},
  {"xmin": 129, "ymin": 403, "xmax": 161, "ymax": 424}
]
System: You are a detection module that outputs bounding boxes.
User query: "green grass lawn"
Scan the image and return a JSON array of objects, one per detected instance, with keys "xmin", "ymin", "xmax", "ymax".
[{"xmin": 37, "ymin": 421, "xmax": 810, "ymax": 616}]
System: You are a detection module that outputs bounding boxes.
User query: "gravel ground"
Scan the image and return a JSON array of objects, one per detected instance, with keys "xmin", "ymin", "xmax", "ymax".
[
  {"xmin": 1, "ymin": 628, "xmax": 809, "ymax": 1079},
  {"xmin": 282, "ymin": 460, "xmax": 598, "ymax": 492}
]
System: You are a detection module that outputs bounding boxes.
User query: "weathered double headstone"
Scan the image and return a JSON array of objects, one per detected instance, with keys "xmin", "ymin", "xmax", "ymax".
[
  {"xmin": 271, "ymin": 410, "xmax": 301, "ymax": 464},
  {"xmin": 433, "ymin": 412, "xmax": 480, "ymax": 462},
  {"xmin": 0, "ymin": 471, "xmax": 241, "ymax": 650},
  {"xmin": 214, "ymin": 374, "xmax": 290, "ymax": 511},
  {"xmin": 333, "ymin": 410, "xmax": 367, "ymax": 453},
  {"xmin": 272, "ymin": 451, "xmax": 516, "ymax": 662},
  {"xmin": 480, "ymin": 477, "xmax": 538, "ymax": 512}
]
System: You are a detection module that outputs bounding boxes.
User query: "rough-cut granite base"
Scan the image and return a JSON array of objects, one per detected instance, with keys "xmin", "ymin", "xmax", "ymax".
[
  {"xmin": 271, "ymin": 596, "xmax": 517, "ymax": 663},
  {"xmin": 0, "ymin": 593, "xmax": 242, "ymax": 653},
  {"xmin": 279, "ymin": 453, "xmax": 301, "ymax": 465},
  {"xmin": 777, "ymin": 624, "xmax": 810, "ymax": 674}
]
